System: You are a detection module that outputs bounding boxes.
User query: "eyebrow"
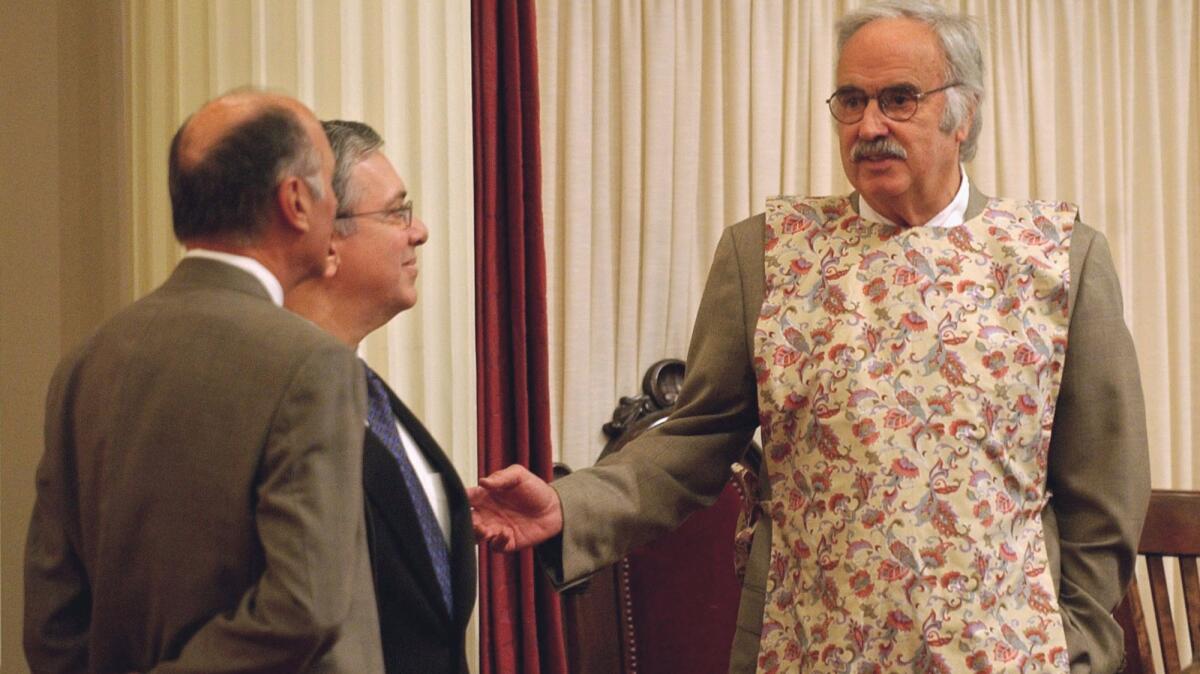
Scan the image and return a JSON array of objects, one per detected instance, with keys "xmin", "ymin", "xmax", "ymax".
[
  {"xmin": 383, "ymin": 191, "xmax": 409, "ymax": 209},
  {"xmin": 835, "ymin": 82, "xmax": 921, "ymax": 93}
]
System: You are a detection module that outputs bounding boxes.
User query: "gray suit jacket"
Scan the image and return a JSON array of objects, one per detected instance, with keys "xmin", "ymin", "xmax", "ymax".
[
  {"xmin": 24, "ymin": 258, "xmax": 383, "ymax": 673},
  {"xmin": 547, "ymin": 188, "xmax": 1150, "ymax": 674}
]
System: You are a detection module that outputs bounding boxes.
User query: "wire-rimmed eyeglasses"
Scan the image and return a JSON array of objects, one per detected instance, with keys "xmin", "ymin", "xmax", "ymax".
[
  {"xmin": 335, "ymin": 199, "xmax": 413, "ymax": 229},
  {"xmin": 825, "ymin": 82, "xmax": 961, "ymax": 124}
]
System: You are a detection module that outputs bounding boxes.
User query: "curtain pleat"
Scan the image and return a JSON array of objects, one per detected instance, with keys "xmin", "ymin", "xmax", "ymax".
[{"xmin": 471, "ymin": 0, "xmax": 568, "ymax": 672}]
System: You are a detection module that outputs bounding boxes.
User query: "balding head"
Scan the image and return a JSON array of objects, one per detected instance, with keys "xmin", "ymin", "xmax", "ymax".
[{"xmin": 168, "ymin": 89, "xmax": 328, "ymax": 243}]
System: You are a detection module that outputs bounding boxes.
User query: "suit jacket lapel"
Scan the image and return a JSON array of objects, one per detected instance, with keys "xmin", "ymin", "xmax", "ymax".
[
  {"xmin": 363, "ymin": 379, "xmax": 477, "ymax": 628},
  {"xmin": 388, "ymin": 397, "xmax": 477, "ymax": 628},
  {"xmin": 362, "ymin": 426, "xmax": 450, "ymax": 626},
  {"xmin": 964, "ymin": 183, "xmax": 989, "ymax": 221}
]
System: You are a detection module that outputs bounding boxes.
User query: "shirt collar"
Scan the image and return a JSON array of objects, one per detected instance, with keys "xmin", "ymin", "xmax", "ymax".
[
  {"xmin": 859, "ymin": 165, "xmax": 970, "ymax": 229},
  {"xmin": 182, "ymin": 248, "xmax": 284, "ymax": 306}
]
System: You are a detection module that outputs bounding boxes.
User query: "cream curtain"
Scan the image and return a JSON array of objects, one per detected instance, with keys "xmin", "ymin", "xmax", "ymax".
[
  {"xmin": 126, "ymin": 1, "xmax": 478, "ymax": 666},
  {"xmin": 538, "ymin": 0, "xmax": 1200, "ymax": 495}
]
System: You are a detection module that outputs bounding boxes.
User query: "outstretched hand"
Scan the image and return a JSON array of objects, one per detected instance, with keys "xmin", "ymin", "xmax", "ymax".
[{"xmin": 468, "ymin": 465, "xmax": 564, "ymax": 553}]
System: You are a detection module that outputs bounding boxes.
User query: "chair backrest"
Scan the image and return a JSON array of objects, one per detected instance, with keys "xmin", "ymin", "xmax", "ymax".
[
  {"xmin": 1113, "ymin": 490, "xmax": 1200, "ymax": 674},
  {"xmin": 557, "ymin": 359, "xmax": 752, "ymax": 674}
]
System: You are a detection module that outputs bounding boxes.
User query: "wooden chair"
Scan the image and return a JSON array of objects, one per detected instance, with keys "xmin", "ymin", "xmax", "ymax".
[
  {"xmin": 1113, "ymin": 490, "xmax": 1200, "ymax": 674},
  {"xmin": 557, "ymin": 359, "xmax": 758, "ymax": 674}
]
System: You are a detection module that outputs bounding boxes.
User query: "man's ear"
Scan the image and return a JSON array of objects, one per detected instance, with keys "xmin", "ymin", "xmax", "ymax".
[
  {"xmin": 322, "ymin": 236, "xmax": 342, "ymax": 278},
  {"xmin": 275, "ymin": 176, "xmax": 312, "ymax": 233},
  {"xmin": 955, "ymin": 105, "xmax": 975, "ymax": 144}
]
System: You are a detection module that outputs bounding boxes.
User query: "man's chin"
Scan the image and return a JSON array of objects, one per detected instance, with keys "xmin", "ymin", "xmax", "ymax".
[
  {"xmin": 856, "ymin": 169, "xmax": 908, "ymax": 194},
  {"xmin": 395, "ymin": 291, "xmax": 419, "ymax": 314},
  {"xmin": 857, "ymin": 182, "xmax": 910, "ymax": 216}
]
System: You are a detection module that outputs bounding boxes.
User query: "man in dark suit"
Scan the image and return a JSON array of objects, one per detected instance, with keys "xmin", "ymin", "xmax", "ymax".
[
  {"xmin": 287, "ymin": 120, "xmax": 476, "ymax": 674},
  {"xmin": 24, "ymin": 90, "xmax": 383, "ymax": 673}
]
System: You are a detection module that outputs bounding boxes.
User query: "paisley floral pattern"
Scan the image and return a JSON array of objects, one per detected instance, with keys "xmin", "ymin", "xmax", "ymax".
[{"xmin": 753, "ymin": 195, "xmax": 1076, "ymax": 673}]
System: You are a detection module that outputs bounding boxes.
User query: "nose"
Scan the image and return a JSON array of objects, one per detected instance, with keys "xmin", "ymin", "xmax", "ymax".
[
  {"xmin": 857, "ymin": 98, "xmax": 890, "ymax": 139},
  {"xmin": 409, "ymin": 216, "xmax": 429, "ymax": 246}
]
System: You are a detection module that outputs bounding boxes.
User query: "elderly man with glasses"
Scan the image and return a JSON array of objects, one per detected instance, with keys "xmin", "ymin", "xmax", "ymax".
[
  {"xmin": 471, "ymin": 2, "xmax": 1149, "ymax": 672},
  {"xmin": 286, "ymin": 120, "xmax": 475, "ymax": 674}
]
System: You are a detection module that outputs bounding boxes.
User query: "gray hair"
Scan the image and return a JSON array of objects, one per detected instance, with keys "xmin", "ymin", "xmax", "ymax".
[
  {"xmin": 293, "ymin": 159, "xmax": 324, "ymax": 202},
  {"xmin": 321, "ymin": 119, "xmax": 384, "ymax": 236},
  {"xmin": 836, "ymin": 0, "xmax": 985, "ymax": 161}
]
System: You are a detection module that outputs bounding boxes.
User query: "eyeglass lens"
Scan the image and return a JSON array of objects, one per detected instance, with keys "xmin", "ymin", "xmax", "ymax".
[{"xmin": 830, "ymin": 86, "xmax": 921, "ymax": 123}]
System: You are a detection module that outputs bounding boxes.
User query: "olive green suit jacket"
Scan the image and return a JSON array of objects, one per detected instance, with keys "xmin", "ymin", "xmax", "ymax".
[
  {"xmin": 25, "ymin": 258, "xmax": 383, "ymax": 673},
  {"xmin": 548, "ymin": 188, "xmax": 1151, "ymax": 674}
]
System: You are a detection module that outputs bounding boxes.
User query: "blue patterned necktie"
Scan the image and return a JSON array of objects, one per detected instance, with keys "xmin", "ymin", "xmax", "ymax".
[{"xmin": 363, "ymin": 366, "xmax": 453, "ymax": 616}]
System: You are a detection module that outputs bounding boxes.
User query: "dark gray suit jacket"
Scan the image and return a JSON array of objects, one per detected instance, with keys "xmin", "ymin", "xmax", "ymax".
[
  {"xmin": 363, "ymin": 380, "xmax": 475, "ymax": 674},
  {"xmin": 547, "ymin": 189, "xmax": 1150, "ymax": 674},
  {"xmin": 24, "ymin": 258, "xmax": 383, "ymax": 673}
]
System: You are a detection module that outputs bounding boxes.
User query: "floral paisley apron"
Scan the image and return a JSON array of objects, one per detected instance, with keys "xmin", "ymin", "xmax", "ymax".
[{"xmin": 753, "ymin": 195, "xmax": 1076, "ymax": 674}]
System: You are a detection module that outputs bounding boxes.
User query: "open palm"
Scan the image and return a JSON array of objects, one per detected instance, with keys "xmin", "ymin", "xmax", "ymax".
[{"xmin": 468, "ymin": 465, "xmax": 564, "ymax": 552}]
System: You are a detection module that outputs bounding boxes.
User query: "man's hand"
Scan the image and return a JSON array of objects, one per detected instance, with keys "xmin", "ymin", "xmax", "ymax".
[{"xmin": 468, "ymin": 465, "xmax": 563, "ymax": 552}]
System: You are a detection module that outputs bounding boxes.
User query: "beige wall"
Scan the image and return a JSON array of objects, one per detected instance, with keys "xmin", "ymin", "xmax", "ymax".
[{"xmin": 0, "ymin": 1, "xmax": 128, "ymax": 671}]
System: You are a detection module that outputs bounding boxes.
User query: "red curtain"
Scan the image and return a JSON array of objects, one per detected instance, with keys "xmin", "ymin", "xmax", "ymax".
[{"xmin": 472, "ymin": 1, "xmax": 568, "ymax": 672}]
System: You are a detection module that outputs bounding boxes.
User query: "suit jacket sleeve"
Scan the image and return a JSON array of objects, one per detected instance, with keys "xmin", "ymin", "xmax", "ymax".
[
  {"xmin": 1046, "ymin": 225, "xmax": 1151, "ymax": 674},
  {"xmin": 546, "ymin": 219, "xmax": 763, "ymax": 588},
  {"xmin": 24, "ymin": 349, "xmax": 92, "ymax": 673},
  {"xmin": 150, "ymin": 345, "xmax": 369, "ymax": 673}
]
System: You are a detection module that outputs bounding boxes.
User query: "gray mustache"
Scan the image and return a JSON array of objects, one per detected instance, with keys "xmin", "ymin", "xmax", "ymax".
[{"xmin": 851, "ymin": 138, "xmax": 907, "ymax": 162}]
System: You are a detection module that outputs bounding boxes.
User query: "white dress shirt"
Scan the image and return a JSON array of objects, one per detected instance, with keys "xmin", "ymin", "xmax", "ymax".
[{"xmin": 388, "ymin": 417, "xmax": 452, "ymax": 545}]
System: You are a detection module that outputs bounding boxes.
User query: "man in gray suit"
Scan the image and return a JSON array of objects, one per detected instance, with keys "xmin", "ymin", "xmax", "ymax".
[
  {"xmin": 24, "ymin": 89, "xmax": 382, "ymax": 672},
  {"xmin": 471, "ymin": 1, "xmax": 1150, "ymax": 672}
]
